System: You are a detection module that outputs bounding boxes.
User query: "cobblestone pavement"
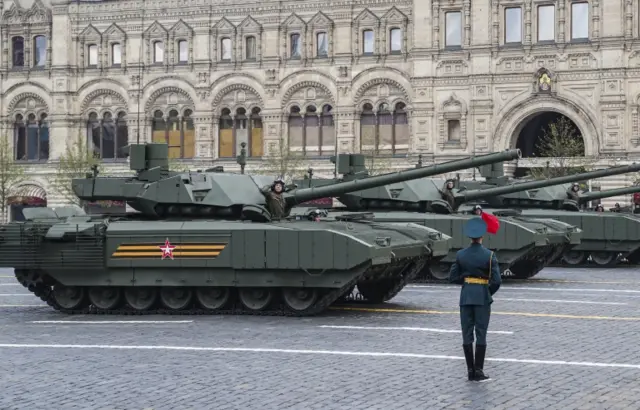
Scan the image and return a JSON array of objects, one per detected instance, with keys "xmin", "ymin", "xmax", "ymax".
[{"xmin": 1, "ymin": 267, "xmax": 640, "ymax": 409}]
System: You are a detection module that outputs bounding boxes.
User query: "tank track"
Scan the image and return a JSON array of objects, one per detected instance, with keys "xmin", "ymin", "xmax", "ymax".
[{"xmin": 13, "ymin": 258, "xmax": 427, "ymax": 317}]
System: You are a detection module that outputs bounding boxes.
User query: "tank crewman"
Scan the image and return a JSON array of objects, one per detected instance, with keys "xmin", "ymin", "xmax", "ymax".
[
  {"xmin": 567, "ymin": 183, "xmax": 581, "ymax": 201},
  {"xmin": 595, "ymin": 204, "xmax": 605, "ymax": 212},
  {"xmin": 261, "ymin": 177, "xmax": 288, "ymax": 219},
  {"xmin": 448, "ymin": 217, "xmax": 501, "ymax": 382},
  {"xmin": 440, "ymin": 179, "xmax": 456, "ymax": 209}
]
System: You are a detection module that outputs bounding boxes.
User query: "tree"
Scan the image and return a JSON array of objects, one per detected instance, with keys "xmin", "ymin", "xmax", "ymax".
[
  {"xmin": 359, "ymin": 149, "xmax": 394, "ymax": 176},
  {"xmin": 528, "ymin": 116, "xmax": 594, "ymax": 182},
  {"xmin": 254, "ymin": 137, "xmax": 307, "ymax": 183},
  {"xmin": 52, "ymin": 134, "xmax": 102, "ymax": 206},
  {"xmin": 0, "ymin": 136, "xmax": 26, "ymax": 222}
]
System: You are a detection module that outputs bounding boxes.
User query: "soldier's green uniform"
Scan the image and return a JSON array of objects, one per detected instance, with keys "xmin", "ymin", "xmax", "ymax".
[
  {"xmin": 449, "ymin": 217, "xmax": 501, "ymax": 382},
  {"xmin": 440, "ymin": 179, "xmax": 456, "ymax": 209},
  {"xmin": 261, "ymin": 178, "xmax": 288, "ymax": 219},
  {"xmin": 567, "ymin": 183, "xmax": 580, "ymax": 201}
]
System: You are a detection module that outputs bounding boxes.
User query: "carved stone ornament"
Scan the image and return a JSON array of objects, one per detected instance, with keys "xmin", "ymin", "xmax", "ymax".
[{"xmin": 536, "ymin": 68, "xmax": 553, "ymax": 93}]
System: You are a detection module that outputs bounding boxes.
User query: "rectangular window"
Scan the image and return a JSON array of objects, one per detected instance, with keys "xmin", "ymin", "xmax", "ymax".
[
  {"xmin": 571, "ymin": 2, "xmax": 589, "ymax": 40},
  {"xmin": 88, "ymin": 44, "xmax": 98, "ymax": 66},
  {"xmin": 12, "ymin": 37, "xmax": 24, "ymax": 67},
  {"xmin": 445, "ymin": 11, "xmax": 462, "ymax": 47},
  {"xmin": 447, "ymin": 120, "xmax": 461, "ymax": 141},
  {"xmin": 390, "ymin": 28, "xmax": 402, "ymax": 52},
  {"xmin": 290, "ymin": 33, "xmax": 301, "ymax": 58},
  {"xmin": 112, "ymin": 43, "xmax": 121, "ymax": 65},
  {"xmin": 221, "ymin": 38, "xmax": 231, "ymax": 60},
  {"xmin": 363, "ymin": 30, "xmax": 374, "ymax": 54},
  {"xmin": 33, "ymin": 36, "xmax": 46, "ymax": 67},
  {"xmin": 505, "ymin": 7, "xmax": 522, "ymax": 43},
  {"xmin": 316, "ymin": 32, "xmax": 328, "ymax": 57},
  {"xmin": 245, "ymin": 36, "xmax": 256, "ymax": 59},
  {"xmin": 178, "ymin": 40, "xmax": 188, "ymax": 62},
  {"xmin": 538, "ymin": 5, "xmax": 555, "ymax": 41},
  {"xmin": 154, "ymin": 41, "xmax": 164, "ymax": 63}
]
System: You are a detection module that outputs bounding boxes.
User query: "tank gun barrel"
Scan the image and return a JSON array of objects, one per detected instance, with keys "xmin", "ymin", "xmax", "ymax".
[
  {"xmin": 456, "ymin": 162, "xmax": 640, "ymax": 202},
  {"xmin": 579, "ymin": 185, "xmax": 640, "ymax": 202},
  {"xmin": 285, "ymin": 149, "xmax": 521, "ymax": 206}
]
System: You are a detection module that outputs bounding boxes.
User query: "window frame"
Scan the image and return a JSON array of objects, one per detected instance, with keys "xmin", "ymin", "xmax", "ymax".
[
  {"xmin": 111, "ymin": 42, "xmax": 122, "ymax": 66},
  {"xmin": 32, "ymin": 35, "xmax": 47, "ymax": 68},
  {"xmin": 245, "ymin": 35, "xmax": 257, "ymax": 61},
  {"xmin": 537, "ymin": 4, "xmax": 556, "ymax": 42},
  {"xmin": 13, "ymin": 112, "xmax": 50, "ymax": 162},
  {"xmin": 362, "ymin": 29, "xmax": 374, "ymax": 55},
  {"xmin": 289, "ymin": 32, "xmax": 302, "ymax": 59},
  {"xmin": 11, "ymin": 36, "xmax": 25, "ymax": 69},
  {"xmin": 316, "ymin": 31, "xmax": 328, "ymax": 57},
  {"xmin": 87, "ymin": 44, "xmax": 99, "ymax": 67},
  {"xmin": 444, "ymin": 11, "xmax": 463, "ymax": 48},
  {"xmin": 177, "ymin": 39, "xmax": 188, "ymax": 63},
  {"xmin": 570, "ymin": 1, "xmax": 589, "ymax": 41},
  {"xmin": 504, "ymin": 6, "xmax": 523, "ymax": 44},
  {"xmin": 220, "ymin": 37, "xmax": 232, "ymax": 61},
  {"xmin": 153, "ymin": 41, "xmax": 164, "ymax": 64},
  {"xmin": 389, "ymin": 27, "xmax": 402, "ymax": 53}
]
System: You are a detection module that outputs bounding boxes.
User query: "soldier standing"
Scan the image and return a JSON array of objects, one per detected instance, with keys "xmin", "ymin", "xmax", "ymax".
[
  {"xmin": 440, "ymin": 179, "xmax": 456, "ymax": 209},
  {"xmin": 261, "ymin": 177, "xmax": 288, "ymax": 219},
  {"xmin": 449, "ymin": 217, "xmax": 501, "ymax": 382}
]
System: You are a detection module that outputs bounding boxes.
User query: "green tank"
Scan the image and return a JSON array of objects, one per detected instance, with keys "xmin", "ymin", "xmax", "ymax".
[
  {"xmin": 292, "ymin": 154, "xmax": 579, "ymax": 282},
  {"xmin": 293, "ymin": 156, "xmax": 640, "ymax": 280},
  {"xmin": 0, "ymin": 144, "xmax": 518, "ymax": 316},
  {"xmin": 453, "ymin": 163, "xmax": 640, "ymax": 267}
]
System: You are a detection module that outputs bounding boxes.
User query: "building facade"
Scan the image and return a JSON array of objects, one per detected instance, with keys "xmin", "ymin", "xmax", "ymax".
[{"xmin": 0, "ymin": 0, "xmax": 639, "ymax": 212}]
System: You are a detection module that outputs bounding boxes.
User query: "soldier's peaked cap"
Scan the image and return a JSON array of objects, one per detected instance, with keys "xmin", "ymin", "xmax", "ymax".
[{"xmin": 464, "ymin": 217, "xmax": 487, "ymax": 239}]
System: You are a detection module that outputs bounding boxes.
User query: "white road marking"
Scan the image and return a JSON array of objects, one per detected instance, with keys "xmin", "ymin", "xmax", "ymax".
[
  {"xmin": 0, "ymin": 284, "xmax": 21, "ymax": 286},
  {"xmin": 0, "ymin": 294, "xmax": 32, "ymax": 296},
  {"xmin": 407, "ymin": 285, "xmax": 640, "ymax": 293},
  {"xmin": 31, "ymin": 320, "xmax": 194, "ymax": 324},
  {"xmin": 496, "ymin": 298, "xmax": 627, "ymax": 305},
  {"xmin": 318, "ymin": 325, "xmax": 513, "ymax": 334},
  {"xmin": 0, "ymin": 343, "xmax": 637, "ymax": 370}
]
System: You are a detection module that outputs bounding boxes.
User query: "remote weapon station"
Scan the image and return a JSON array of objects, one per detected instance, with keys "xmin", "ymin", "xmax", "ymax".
[{"xmin": 0, "ymin": 143, "xmax": 519, "ymax": 316}]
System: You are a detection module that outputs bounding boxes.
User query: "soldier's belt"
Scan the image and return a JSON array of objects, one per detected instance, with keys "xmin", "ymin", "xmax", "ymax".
[{"xmin": 464, "ymin": 277, "xmax": 489, "ymax": 285}]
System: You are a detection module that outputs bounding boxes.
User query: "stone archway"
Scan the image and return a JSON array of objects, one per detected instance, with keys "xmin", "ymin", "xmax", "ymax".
[
  {"xmin": 515, "ymin": 112, "xmax": 584, "ymax": 158},
  {"xmin": 493, "ymin": 94, "xmax": 600, "ymax": 157},
  {"xmin": 6, "ymin": 183, "xmax": 47, "ymax": 221}
]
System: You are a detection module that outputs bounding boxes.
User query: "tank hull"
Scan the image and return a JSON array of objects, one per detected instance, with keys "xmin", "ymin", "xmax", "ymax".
[
  {"xmin": 515, "ymin": 209, "xmax": 640, "ymax": 267},
  {"xmin": 1, "ymin": 215, "xmax": 442, "ymax": 316},
  {"xmin": 294, "ymin": 209, "xmax": 570, "ymax": 281}
]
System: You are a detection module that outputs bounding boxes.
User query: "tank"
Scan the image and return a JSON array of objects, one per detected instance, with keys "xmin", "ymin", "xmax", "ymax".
[
  {"xmin": 293, "ymin": 156, "xmax": 640, "ymax": 280},
  {"xmin": 453, "ymin": 162, "xmax": 640, "ymax": 267},
  {"xmin": 0, "ymin": 143, "xmax": 519, "ymax": 316}
]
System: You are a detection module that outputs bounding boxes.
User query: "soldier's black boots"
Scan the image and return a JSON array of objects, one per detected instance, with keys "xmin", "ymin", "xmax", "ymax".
[
  {"xmin": 474, "ymin": 344, "xmax": 490, "ymax": 382},
  {"xmin": 462, "ymin": 344, "xmax": 475, "ymax": 380}
]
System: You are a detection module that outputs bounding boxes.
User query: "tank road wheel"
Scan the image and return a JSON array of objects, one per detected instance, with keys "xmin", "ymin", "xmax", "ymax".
[
  {"xmin": 590, "ymin": 252, "xmax": 617, "ymax": 266},
  {"xmin": 195, "ymin": 287, "xmax": 233, "ymax": 310},
  {"xmin": 124, "ymin": 287, "xmax": 158, "ymax": 311},
  {"xmin": 430, "ymin": 263, "xmax": 452, "ymax": 281},
  {"xmin": 160, "ymin": 287, "xmax": 194, "ymax": 311},
  {"xmin": 282, "ymin": 288, "xmax": 319, "ymax": 312},
  {"xmin": 52, "ymin": 285, "xmax": 88, "ymax": 310},
  {"xmin": 238, "ymin": 288, "xmax": 274, "ymax": 311},
  {"xmin": 88, "ymin": 287, "xmax": 123, "ymax": 310},
  {"xmin": 562, "ymin": 251, "xmax": 587, "ymax": 266}
]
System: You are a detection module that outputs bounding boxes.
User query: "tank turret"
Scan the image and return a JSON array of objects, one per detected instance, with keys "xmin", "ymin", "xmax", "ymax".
[
  {"xmin": 453, "ymin": 163, "xmax": 640, "ymax": 212},
  {"xmin": 72, "ymin": 143, "xmax": 521, "ymax": 222}
]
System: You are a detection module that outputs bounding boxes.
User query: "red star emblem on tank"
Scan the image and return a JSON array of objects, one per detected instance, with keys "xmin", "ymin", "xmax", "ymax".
[{"xmin": 159, "ymin": 238, "xmax": 176, "ymax": 260}]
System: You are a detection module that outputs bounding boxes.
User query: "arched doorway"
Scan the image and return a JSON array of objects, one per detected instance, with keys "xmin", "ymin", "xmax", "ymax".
[
  {"xmin": 513, "ymin": 112, "xmax": 585, "ymax": 178},
  {"xmin": 7, "ymin": 184, "xmax": 47, "ymax": 221}
]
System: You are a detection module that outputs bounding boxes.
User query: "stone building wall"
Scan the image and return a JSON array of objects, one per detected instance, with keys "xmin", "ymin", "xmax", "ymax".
[{"xmin": 0, "ymin": 0, "xmax": 639, "ymax": 213}]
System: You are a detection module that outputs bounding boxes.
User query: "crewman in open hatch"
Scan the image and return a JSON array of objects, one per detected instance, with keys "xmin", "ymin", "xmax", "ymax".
[{"xmin": 261, "ymin": 177, "xmax": 291, "ymax": 219}]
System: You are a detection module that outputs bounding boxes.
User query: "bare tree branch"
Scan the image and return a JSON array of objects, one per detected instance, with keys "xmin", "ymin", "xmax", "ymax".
[
  {"xmin": 528, "ymin": 116, "xmax": 594, "ymax": 183},
  {"xmin": 52, "ymin": 133, "xmax": 103, "ymax": 206},
  {"xmin": 254, "ymin": 138, "xmax": 307, "ymax": 183},
  {"xmin": 0, "ymin": 136, "xmax": 26, "ymax": 222}
]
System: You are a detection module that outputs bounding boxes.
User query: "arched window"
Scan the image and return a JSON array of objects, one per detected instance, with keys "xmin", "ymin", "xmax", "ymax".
[
  {"xmin": 87, "ymin": 111, "xmax": 129, "ymax": 160},
  {"xmin": 218, "ymin": 107, "xmax": 263, "ymax": 158},
  {"xmin": 14, "ymin": 113, "xmax": 49, "ymax": 161},
  {"xmin": 12, "ymin": 37, "xmax": 24, "ymax": 67},
  {"xmin": 359, "ymin": 102, "xmax": 409, "ymax": 154},
  {"xmin": 151, "ymin": 109, "xmax": 195, "ymax": 158},
  {"xmin": 287, "ymin": 105, "xmax": 335, "ymax": 156},
  {"xmin": 33, "ymin": 36, "xmax": 46, "ymax": 67}
]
